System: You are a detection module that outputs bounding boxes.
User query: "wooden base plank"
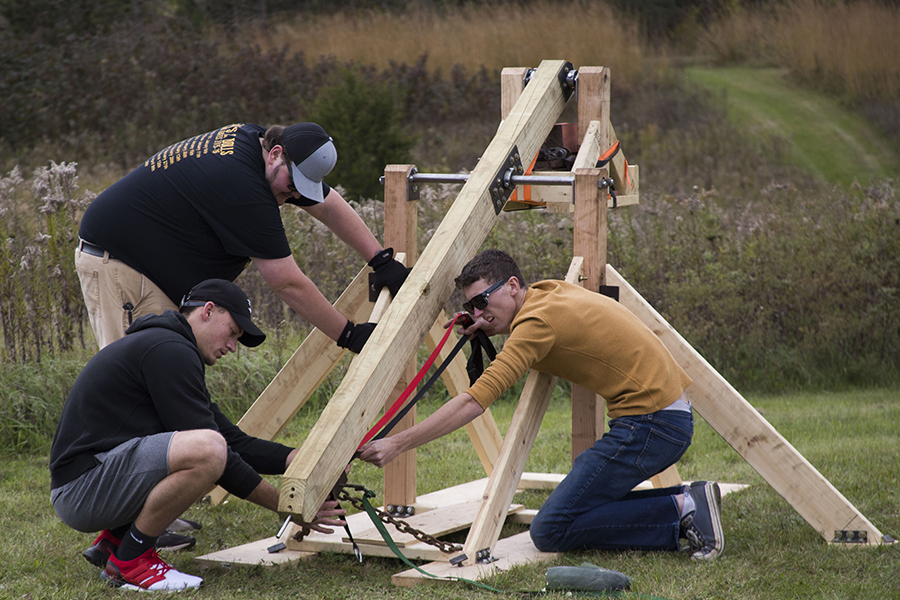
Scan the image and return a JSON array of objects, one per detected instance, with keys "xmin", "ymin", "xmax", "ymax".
[
  {"xmin": 391, "ymin": 531, "xmax": 558, "ymax": 587},
  {"xmin": 194, "ymin": 536, "xmax": 315, "ymax": 571},
  {"xmin": 195, "ymin": 478, "xmax": 749, "ymax": 571}
]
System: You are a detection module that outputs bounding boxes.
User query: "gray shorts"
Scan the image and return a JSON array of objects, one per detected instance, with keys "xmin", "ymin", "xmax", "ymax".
[{"xmin": 51, "ymin": 432, "xmax": 173, "ymax": 533}]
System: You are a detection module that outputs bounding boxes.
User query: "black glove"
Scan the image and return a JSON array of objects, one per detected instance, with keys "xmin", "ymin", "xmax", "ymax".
[
  {"xmin": 368, "ymin": 248, "xmax": 410, "ymax": 296},
  {"xmin": 337, "ymin": 320, "xmax": 376, "ymax": 353}
]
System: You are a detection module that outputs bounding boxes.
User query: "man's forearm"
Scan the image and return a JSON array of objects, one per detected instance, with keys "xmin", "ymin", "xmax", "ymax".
[
  {"xmin": 303, "ymin": 189, "xmax": 383, "ymax": 262},
  {"xmin": 390, "ymin": 393, "xmax": 485, "ymax": 455},
  {"xmin": 244, "ymin": 479, "xmax": 280, "ymax": 513}
]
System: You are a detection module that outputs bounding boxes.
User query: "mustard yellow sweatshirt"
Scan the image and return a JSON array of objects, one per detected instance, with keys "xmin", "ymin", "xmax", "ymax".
[{"xmin": 466, "ymin": 281, "xmax": 692, "ymax": 419}]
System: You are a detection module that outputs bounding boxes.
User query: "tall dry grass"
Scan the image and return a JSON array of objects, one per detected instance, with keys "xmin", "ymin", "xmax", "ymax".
[
  {"xmin": 700, "ymin": 0, "xmax": 900, "ymax": 102},
  {"xmin": 253, "ymin": 0, "xmax": 648, "ymax": 91}
]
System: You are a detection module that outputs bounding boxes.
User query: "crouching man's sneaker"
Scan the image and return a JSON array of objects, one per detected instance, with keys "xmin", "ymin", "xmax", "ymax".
[
  {"xmin": 83, "ymin": 530, "xmax": 196, "ymax": 567},
  {"xmin": 681, "ymin": 481, "xmax": 725, "ymax": 561},
  {"xmin": 102, "ymin": 548, "xmax": 203, "ymax": 592},
  {"xmin": 83, "ymin": 530, "xmax": 121, "ymax": 568}
]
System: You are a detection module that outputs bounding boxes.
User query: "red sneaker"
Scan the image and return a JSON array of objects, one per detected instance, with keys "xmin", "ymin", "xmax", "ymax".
[
  {"xmin": 102, "ymin": 547, "xmax": 203, "ymax": 591},
  {"xmin": 82, "ymin": 530, "xmax": 121, "ymax": 568}
]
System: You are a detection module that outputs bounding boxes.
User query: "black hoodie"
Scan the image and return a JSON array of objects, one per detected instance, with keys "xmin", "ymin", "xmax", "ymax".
[{"xmin": 49, "ymin": 311, "xmax": 291, "ymax": 498}]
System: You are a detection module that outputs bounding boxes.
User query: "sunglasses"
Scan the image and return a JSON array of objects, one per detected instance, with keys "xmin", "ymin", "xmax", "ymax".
[{"xmin": 462, "ymin": 279, "xmax": 507, "ymax": 314}]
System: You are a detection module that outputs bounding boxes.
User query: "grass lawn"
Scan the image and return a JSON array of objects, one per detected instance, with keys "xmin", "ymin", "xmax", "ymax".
[
  {"xmin": 1, "ymin": 387, "xmax": 897, "ymax": 599},
  {"xmin": 684, "ymin": 67, "xmax": 900, "ymax": 188}
]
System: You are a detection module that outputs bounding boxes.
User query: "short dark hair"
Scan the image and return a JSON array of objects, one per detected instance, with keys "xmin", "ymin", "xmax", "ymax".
[
  {"xmin": 262, "ymin": 125, "xmax": 292, "ymax": 164},
  {"xmin": 455, "ymin": 249, "xmax": 527, "ymax": 290},
  {"xmin": 179, "ymin": 303, "xmax": 228, "ymax": 317}
]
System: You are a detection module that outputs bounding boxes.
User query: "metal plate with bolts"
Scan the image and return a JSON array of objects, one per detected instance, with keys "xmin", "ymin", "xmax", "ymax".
[{"xmin": 489, "ymin": 146, "xmax": 524, "ymax": 214}]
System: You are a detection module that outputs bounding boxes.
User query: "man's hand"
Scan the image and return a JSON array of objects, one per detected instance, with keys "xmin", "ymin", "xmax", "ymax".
[
  {"xmin": 443, "ymin": 312, "xmax": 488, "ymax": 337},
  {"xmin": 356, "ymin": 438, "xmax": 402, "ymax": 468},
  {"xmin": 337, "ymin": 320, "xmax": 376, "ymax": 353},
  {"xmin": 368, "ymin": 248, "xmax": 410, "ymax": 296},
  {"xmin": 306, "ymin": 499, "xmax": 347, "ymax": 535}
]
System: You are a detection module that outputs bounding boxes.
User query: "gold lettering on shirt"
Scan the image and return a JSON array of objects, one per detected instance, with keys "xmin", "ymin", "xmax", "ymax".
[{"xmin": 144, "ymin": 124, "xmax": 245, "ymax": 171}]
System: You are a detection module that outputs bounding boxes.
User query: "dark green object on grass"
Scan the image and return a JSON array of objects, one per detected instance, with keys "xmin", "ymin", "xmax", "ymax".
[{"xmin": 546, "ymin": 562, "xmax": 632, "ymax": 593}]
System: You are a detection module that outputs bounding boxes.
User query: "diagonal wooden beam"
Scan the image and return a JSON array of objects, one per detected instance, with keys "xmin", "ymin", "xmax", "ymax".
[
  {"xmin": 280, "ymin": 60, "xmax": 574, "ymax": 521},
  {"xmin": 607, "ymin": 264, "xmax": 889, "ymax": 546}
]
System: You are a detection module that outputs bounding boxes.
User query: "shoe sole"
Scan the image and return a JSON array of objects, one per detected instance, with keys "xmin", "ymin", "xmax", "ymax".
[{"xmin": 691, "ymin": 482, "xmax": 725, "ymax": 561}]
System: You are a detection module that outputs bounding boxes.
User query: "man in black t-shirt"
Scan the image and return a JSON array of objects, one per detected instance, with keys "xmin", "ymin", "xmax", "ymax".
[{"xmin": 76, "ymin": 122, "xmax": 408, "ymax": 350}]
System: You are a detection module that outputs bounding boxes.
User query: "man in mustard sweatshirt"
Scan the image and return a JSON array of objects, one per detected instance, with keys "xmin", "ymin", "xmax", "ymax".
[{"xmin": 358, "ymin": 249, "xmax": 724, "ymax": 560}]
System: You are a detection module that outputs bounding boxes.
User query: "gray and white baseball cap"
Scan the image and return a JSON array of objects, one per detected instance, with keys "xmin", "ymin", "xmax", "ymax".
[{"xmin": 282, "ymin": 123, "xmax": 337, "ymax": 203}]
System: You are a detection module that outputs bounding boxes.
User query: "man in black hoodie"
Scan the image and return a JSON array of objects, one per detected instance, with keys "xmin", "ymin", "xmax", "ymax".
[{"xmin": 50, "ymin": 279, "xmax": 344, "ymax": 592}]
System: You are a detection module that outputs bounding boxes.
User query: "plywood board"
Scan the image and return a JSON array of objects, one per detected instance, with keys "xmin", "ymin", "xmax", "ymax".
[{"xmin": 392, "ymin": 531, "xmax": 558, "ymax": 587}]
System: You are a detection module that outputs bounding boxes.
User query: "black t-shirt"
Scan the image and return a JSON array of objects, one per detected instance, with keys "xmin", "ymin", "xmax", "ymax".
[{"xmin": 79, "ymin": 123, "xmax": 329, "ymax": 304}]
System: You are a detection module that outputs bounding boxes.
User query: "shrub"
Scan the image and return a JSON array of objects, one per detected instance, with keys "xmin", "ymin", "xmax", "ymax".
[{"xmin": 306, "ymin": 66, "xmax": 416, "ymax": 202}]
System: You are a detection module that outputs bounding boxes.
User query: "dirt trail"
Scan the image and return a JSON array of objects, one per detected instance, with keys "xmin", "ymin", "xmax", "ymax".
[{"xmin": 685, "ymin": 67, "xmax": 899, "ymax": 187}]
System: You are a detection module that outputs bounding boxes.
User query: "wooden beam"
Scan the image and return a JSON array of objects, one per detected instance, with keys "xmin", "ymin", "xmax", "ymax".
[
  {"xmin": 279, "ymin": 60, "xmax": 573, "ymax": 521},
  {"xmin": 608, "ymin": 123, "xmax": 638, "ymax": 197},
  {"xmin": 459, "ymin": 369, "xmax": 557, "ymax": 564},
  {"xmin": 383, "ymin": 164, "xmax": 419, "ymax": 509},
  {"xmin": 576, "ymin": 67, "xmax": 610, "ymax": 156},
  {"xmin": 501, "ymin": 67, "xmax": 528, "ymax": 120},
  {"xmin": 606, "ymin": 264, "xmax": 889, "ymax": 546},
  {"xmin": 571, "ymin": 163, "xmax": 608, "ymax": 463}
]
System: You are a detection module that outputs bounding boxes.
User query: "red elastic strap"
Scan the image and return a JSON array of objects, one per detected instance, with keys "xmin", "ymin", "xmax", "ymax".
[{"xmin": 356, "ymin": 313, "xmax": 463, "ymax": 450}]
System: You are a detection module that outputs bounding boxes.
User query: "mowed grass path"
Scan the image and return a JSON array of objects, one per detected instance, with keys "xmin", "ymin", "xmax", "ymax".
[{"xmin": 684, "ymin": 67, "xmax": 900, "ymax": 187}]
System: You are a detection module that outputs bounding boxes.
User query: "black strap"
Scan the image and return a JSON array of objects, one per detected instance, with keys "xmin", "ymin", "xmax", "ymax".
[{"xmin": 466, "ymin": 330, "xmax": 497, "ymax": 385}]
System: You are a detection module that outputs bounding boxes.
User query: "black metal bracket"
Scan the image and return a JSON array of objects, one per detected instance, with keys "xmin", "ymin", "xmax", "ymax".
[
  {"xmin": 449, "ymin": 553, "xmax": 468, "ymax": 567},
  {"xmin": 368, "ymin": 272, "xmax": 378, "ymax": 302},
  {"xmin": 475, "ymin": 548, "xmax": 498, "ymax": 564},
  {"xmin": 522, "ymin": 62, "xmax": 577, "ymax": 103},
  {"xmin": 833, "ymin": 530, "xmax": 868, "ymax": 544},
  {"xmin": 599, "ymin": 285, "xmax": 620, "ymax": 302},
  {"xmin": 267, "ymin": 542, "xmax": 287, "ymax": 554},
  {"xmin": 406, "ymin": 166, "xmax": 420, "ymax": 201},
  {"xmin": 489, "ymin": 145, "xmax": 524, "ymax": 214},
  {"xmin": 558, "ymin": 62, "xmax": 577, "ymax": 102}
]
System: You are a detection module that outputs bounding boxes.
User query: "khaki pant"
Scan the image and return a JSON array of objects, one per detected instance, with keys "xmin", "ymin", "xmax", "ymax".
[{"xmin": 75, "ymin": 244, "xmax": 177, "ymax": 349}]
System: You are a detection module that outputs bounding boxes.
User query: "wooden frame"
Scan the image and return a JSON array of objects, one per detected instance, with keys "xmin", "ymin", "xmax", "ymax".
[{"xmin": 196, "ymin": 60, "xmax": 889, "ymax": 586}]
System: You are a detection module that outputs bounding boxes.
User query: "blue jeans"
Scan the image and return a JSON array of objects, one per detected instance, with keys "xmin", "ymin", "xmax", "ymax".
[{"xmin": 530, "ymin": 409, "xmax": 693, "ymax": 552}]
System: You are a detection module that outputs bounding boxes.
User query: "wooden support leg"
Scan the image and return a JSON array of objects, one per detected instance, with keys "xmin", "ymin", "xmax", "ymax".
[
  {"xmin": 571, "ymin": 164, "xmax": 608, "ymax": 462},
  {"xmin": 459, "ymin": 369, "xmax": 558, "ymax": 564},
  {"xmin": 383, "ymin": 165, "xmax": 419, "ymax": 510},
  {"xmin": 607, "ymin": 264, "xmax": 889, "ymax": 546}
]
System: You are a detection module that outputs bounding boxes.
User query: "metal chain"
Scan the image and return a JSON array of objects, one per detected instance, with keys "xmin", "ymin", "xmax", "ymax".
[{"xmin": 291, "ymin": 481, "xmax": 462, "ymax": 555}]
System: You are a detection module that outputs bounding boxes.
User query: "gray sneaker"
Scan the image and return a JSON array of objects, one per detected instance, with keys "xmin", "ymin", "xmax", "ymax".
[{"xmin": 680, "ymin": 481, "xmax": 725, "ymax": 561}]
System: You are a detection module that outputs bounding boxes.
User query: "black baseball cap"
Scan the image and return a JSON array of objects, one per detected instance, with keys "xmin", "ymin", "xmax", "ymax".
[
  {"xmin": 282, "ymin": 123, "xmax": 337, "ymax": 202},
  {"xmin": 180, "ymin": 279, "xmax": 266, "ymax": 347}
]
